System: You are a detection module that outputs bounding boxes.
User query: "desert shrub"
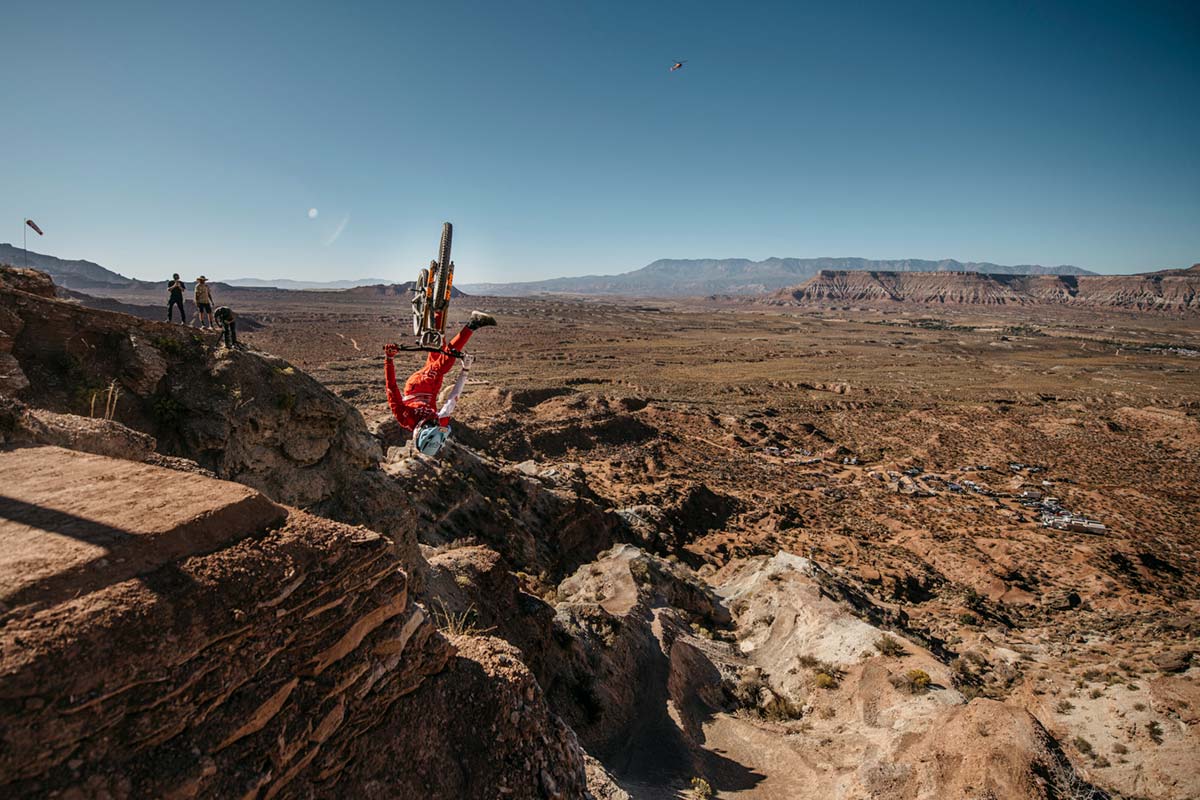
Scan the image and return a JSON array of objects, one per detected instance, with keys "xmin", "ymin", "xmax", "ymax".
[
  {"xmin": 689, "ymin": 776, "xmax": 713, "ymax": 799},
  {"xmin": 958, "ymin": 613, "xmax": 979, "ymax": 626},
  {"xmin": 431, "ymin": 599, "xmax": 493, "ymax": 637},
  {"xmin": 813, "ymin": 671, "xmax": 838, "ymax": 690},
  {"xmin": 1055, "ymin": 700, "xmax": 1075, "ymax": 714},
  {"xmin": 1146, "ymin": 721, "xmax": 1163, "ymax": 744},
  {"xmin": 151, "ymin": 335, "xmax": 183, "ymax": 356},
  {"xmin": 1082, "ymin": 668, "xmax": 1102, "ymax": 682},
  {"xmin": 628, "ymin": 558, "xmax": 652, "ymax": 583},
  {"xmin": 1089, "ymin": 688, "xmax": 1103, "ymax": 699},
  {"xmin": 152, "ymin": 393, "xmax": 184, "ymax": 426},
  {"xmin": 731, "ymin": 671, "xmax": 767, "ymax": 708},
  {"xmin": 950, "ymin": 657, "xmax": 981, "ymax": 689},
  {"xmin": 762, "ymin": 696, "xmax": 803, "ymax": 722},
  {"xmin": 1093, "ymin": 756, "xmax": 1110, "ymax": 768},
  {"xmin": 454, "ymin": 574, "xmax": 473, "ymax": 588},
  {"xmin": 1112, "ymin": 742, "xmax": 1128, "ymax": 755},
  {"xmin": 891, "ymin": 669, "xmax": 932, "ymax": 694},
  {"xmin": 874, "ymin": 635, "xmax": 906, "ymax": 658},
  {"xmin": 1044, "ymin": 756, "xmax": 1103, "ymax": 800},
  {"xmin": 1133, "ymin": 702, "xmax": 1146, "ymax": 711},
  {"xmin": 1073, "ymin": 736, "xmax": 1094, "ymax": 756}
]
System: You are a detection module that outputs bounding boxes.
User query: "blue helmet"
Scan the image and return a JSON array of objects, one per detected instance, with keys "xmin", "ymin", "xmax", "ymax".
[{"xmin": 414, "ymin": 423, "xmax": 451, "ymax": 457}]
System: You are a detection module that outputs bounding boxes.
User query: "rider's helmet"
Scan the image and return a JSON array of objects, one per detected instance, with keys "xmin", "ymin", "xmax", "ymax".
[{"xmin": 414, "ymin": 421, "xmax": 451, "ymax": 457}]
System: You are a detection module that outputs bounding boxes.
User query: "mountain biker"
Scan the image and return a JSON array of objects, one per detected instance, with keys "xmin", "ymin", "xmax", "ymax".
[
  {"xmin": 384, "ymin": 311, "xmax": 496, "ymax": 455},
  {"xmin": 167, "ymin": 274, "xmax": 187, "ymax": 323}
]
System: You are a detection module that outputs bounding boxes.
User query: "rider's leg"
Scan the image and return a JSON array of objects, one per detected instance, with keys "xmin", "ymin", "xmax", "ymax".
[{"xmin": 446, "ymin": 325, "xmax": 474, "ymax": 355}]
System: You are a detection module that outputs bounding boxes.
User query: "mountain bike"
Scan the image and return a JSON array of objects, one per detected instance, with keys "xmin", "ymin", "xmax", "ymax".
[{"xmin": 408, "ymin": 222, "xmax": 458, "ymax": 353}]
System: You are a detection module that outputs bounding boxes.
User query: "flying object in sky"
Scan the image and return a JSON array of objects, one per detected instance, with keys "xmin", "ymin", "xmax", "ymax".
[{"xmin": 670, "ymin": 60, "xmax": 687, "ymax": 72}]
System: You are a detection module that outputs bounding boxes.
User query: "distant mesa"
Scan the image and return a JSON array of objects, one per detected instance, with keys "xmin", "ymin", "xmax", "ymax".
[
  {"xmin": 767, "ymin": 268, "xmax": 1200, "ymax": 313},
  {"xmin": 459, "ymin": 257, "xmax": 1100, "ymax": 297}
]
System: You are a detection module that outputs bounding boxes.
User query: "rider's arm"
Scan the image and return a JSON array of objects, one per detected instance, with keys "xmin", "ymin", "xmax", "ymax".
[
  {"xmin": 436, "ymin": 356, "xmax": 471, "ymax": 426},
  {"xmin": 384, "ymin": 353, "xmax": 410, "ymax": 427}
]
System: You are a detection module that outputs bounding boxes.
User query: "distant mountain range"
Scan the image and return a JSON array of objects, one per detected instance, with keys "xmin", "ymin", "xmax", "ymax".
[
  {"xmin": 768, "ymin": 265, "xmax": 1200, "ymax": 313},
  {"xmin": 0, "ymin": 245, "xmax": 389, "ymax": 293},
  {"xmin": 223, "ymin": 277, "xmax": 391, "ymax": 290},
  {"xmin": 0, "ymin": 244, "xmax": 155, "ymax": 291},
  {"xmin": 460, "ymin": 257, "xmax": 1099, "ymax": 297}
]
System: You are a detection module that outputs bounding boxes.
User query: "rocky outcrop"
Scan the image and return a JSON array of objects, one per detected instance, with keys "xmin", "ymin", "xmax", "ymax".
[
  {"xmin": 387, "ymin": 445, "xmax": 625, "ymax": 582},
  {"xmin": 0, "ymin": 267, "xmax": 381, "ymax": 509},
  {"xmin": 771, "ymin": 265, "xmax": 1200, "ymax": 313},
  {"xmin": 0, "ymin": 446, "xmax": 599, "ymax": 799},
  {"xmin": 0, "ymin": 449, "xmax": 455, "ymax": 798},
  {"xmin": 0, "ymin": 396, "xmax": 156, "ymax": 461},
  {"xmin": 358, "ymin": 635, "xmax": 588, "ymax": 799}
]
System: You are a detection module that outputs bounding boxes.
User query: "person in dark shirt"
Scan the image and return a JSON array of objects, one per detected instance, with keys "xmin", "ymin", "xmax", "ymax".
[
  {"xmin": 214, "ymin": 306, "xmax": 239, "ymax": 349},
  {"xmin": 167, "ymin": 274, "xmax": 187, "ymax": 323}
]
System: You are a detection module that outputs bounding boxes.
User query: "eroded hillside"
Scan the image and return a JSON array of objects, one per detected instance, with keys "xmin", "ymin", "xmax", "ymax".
[{"xmin": 2, "ymin": 265, "xmax": 1197, "ymax": 799}]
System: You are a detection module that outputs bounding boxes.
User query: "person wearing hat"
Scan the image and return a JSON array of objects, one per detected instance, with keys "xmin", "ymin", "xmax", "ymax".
[
  {"xmin": 383, "ymin": 310, "xmax": 496, "ymax": 457},
  {"xmin": 194, "ymin": 276, "xmax": 215, "ymax": 330}
]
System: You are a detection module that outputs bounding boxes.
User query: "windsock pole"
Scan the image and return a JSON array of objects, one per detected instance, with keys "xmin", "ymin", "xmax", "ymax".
[{"xmin": 23, "ymin": 220, "xmax": 27, "ymax": 268}]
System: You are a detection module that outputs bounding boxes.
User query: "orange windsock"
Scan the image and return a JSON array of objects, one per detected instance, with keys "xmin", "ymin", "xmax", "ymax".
[{"xmin": 25, "ymin": 219, "xmax": 43, "ymax": 236}]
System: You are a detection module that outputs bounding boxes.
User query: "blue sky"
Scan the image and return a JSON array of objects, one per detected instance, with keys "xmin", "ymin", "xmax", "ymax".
[{"xmin": 2, "ymin": 0, "xmax": 1197, "ymax": 282}]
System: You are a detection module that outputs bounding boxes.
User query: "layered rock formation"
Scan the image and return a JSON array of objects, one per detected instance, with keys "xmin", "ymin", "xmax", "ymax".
[
  {"xmin": 0, "ymin": 448, "xmax": 453, "ymax": 798},
  {"xmin": 771, "ymin": 265, "xmax": 1200, "ymax": 313}
]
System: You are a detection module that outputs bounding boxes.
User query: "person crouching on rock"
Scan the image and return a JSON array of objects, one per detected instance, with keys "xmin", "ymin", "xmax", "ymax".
[
  {"xmin": 383, "ymin": 311, "xmax": 496, "ymax": 457},
  {"xmin": 214, "ymin": 306, "xmax": 239, "ymax": 349}
]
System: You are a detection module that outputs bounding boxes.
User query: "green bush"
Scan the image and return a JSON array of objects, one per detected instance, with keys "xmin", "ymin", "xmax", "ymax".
[
  {"xmin": 152, "ymin": 394, "xmax": 184, "ymax": 426},
  {"xmin": 689, "ymin": 776, "xmax": 713, "ymax": 799},
  {"xmin": 151, "ymin": 335, "xmax": 183, "ymax": 356}
]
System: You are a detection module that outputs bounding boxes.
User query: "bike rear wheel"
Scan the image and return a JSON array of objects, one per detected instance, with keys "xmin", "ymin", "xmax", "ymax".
[{"xmin": 431, "ymin": 222, "xmax": 453, "ymax": 320}]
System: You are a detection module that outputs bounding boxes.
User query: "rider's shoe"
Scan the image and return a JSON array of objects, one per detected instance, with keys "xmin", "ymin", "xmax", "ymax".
[{"xmin": 467, "ymin": 311, "xmax": 497, "ymax": 330}]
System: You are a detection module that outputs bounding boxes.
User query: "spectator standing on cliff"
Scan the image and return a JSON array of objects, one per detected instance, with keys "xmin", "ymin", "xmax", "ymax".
[
  {"xmin": 213, "ymin": 306, "xmax": 240, "ymax": 349},
  {"xmin": 167, "ymin": 274, "xmax": 187, "ymax": 323},
  {"xmin": 194, "ymin": 276, "xmax": 214, "ymax": 329}
]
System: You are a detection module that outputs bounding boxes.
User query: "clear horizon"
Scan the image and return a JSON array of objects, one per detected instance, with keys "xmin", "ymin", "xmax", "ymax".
[{"xmin": 3, "ymin": 0, "xmax": 1197, "ymax": 282}]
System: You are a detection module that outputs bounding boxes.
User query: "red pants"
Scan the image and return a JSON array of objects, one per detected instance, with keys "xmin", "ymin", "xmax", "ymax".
[{"xmin": 385, "ymin": 324, "xmax": 473, "ymax": 431}]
